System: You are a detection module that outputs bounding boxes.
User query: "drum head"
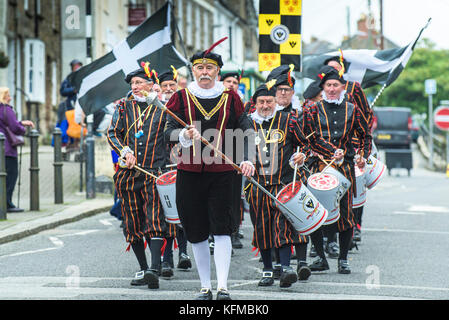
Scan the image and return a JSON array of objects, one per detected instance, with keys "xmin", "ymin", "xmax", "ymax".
[
  {"xmin": 308, "ymin": 173, "xmax": 339, "ymax": 191},
  {"xmin": 156, "ymin": 170, "xmax": 177, "ymax": 186},
  {"xmin": 277, "ymin": 181, "xmax": 302, "ymax": 204}
]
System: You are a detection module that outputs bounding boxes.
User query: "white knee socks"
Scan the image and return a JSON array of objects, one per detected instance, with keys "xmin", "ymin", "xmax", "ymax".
[
  {"xmin": 191, "ymin": 235, "xmax": 232, "ymax": 291},
  {"xmin": 191, "ymin": 239, "xmax": 211, "ymax": 289}
]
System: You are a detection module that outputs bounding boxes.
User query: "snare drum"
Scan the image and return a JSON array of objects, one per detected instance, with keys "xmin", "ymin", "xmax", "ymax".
[
  {"xmin": 155, "ymin": 170, "xmax": 180, "ymax": 224},
  {"xmin": 308, "ymin": 172, "xmax": 341, "ymax": 225},
  {"xmin": 365, "ymin": 155, "xmax": 386, "ymax": 189},
  {"xmin": 353, "ymin": 166, "xmax": 367, "ymax": 208},
  {"xmin": 275, "ymin": 181, "xmax": 328, "ymax": 236}
]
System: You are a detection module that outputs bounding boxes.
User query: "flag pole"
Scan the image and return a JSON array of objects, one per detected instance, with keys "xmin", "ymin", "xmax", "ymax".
[{"xmin": 168, "ymin": 0, "xmax": 194, "ymax": 81}]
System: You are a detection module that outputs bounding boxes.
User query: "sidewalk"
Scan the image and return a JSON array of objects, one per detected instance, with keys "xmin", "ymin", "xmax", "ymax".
[{"xmin": 0, "ymin": 145, "xmax": 114, "ymax": 244}]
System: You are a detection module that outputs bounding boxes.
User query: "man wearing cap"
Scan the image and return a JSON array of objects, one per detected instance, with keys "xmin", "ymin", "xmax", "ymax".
[
  {"xmin": 246, "ymin": 82, "xmax": 337, "ymax": 288},
  {"xmin": 302, "ymin": 65, "xmax": 372, "ymax": 274},
  {"xmin": 156, "ymin": 68, "xmax": 193, "ymax": 278},
  {"xmin": 165, "ymin": 39, "xmax": 255, "ymax": 300},
  {"xmin": 107, "ymin": 63, "xmax": 168, "ymax": 290},
  {"xmin": 325, "ymin": 55, "xmax": 373, "ymax": 244}
]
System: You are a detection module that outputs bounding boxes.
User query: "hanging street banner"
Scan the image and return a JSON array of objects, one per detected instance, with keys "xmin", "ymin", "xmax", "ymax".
[{"xmin": 258, "ymin": 0, "xmax": 302, "ymax": 72}]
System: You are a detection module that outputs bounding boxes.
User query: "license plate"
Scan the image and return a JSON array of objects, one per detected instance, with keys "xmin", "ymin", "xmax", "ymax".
[{"xmin": 377, "ymin": 134, "xmax": 391, "ymax": 140}]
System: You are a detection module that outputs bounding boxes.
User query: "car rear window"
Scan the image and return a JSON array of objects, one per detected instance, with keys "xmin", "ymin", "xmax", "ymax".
[{"xmin": 375, "ymin": 108, "xmax": 410, "ymax": 130}]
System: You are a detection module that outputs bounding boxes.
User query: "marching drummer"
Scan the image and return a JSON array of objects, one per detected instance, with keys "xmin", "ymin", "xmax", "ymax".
[
  {"xmin": 164, "ymin": 38, "xmax": 255, "ymax": 300},
  {"xmin": 157, "ymin": 68, "xmax": 193, "ymax": 278},
  {"xmin": 245, "ymin": 82, "xmax": 337, "ymax": 288},
  {"xmin": 302, "ymin": 65, "xmax": 372, "ymax": 274},
  {"xmin": 107, "ymin": 62, "xmax": 169, "ymax": 289},
  {"xmin": 265, "ymin": 65, "xmax": 313, "ymax": 280},
  {"xmin": 324, "ymin": 54, "xmax": 373, "ymax": 243}
]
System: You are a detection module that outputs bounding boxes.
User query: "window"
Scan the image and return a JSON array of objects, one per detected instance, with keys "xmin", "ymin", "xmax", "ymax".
[
  {"xmin": 24, "ymin": 39, "xmax": 46, "ymax": 104},
  {"xmin": 185, "ymin": 1, "xmax": 192, "ymax": 46}
]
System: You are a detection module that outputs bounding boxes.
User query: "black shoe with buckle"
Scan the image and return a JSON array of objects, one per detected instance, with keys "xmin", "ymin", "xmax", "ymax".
[
  {"xmin": 216, "ymin": 288, "xmax": 232, "ymax": 300},
  {"xmin": 309, "ymin": 257, "xmax": 330, "ymax": 271},
  {"xmin": 177, "ymin": 253, "xmax": 192, "ymax": 270},
  {"xmin": 130, "ymin": 270, "xmax": 149, "ymax": 286},
  {"xmin": 196, "ymin": 288, "xmax": 213, "ymax": 300},
  {"xmin": 258, "ymin": 270, "xmax": 274, "ymax": 287},
  {"xmin": 297, "ymin": 261, "xmax": 311, "ymax": 281},
  {"xmin": 146, "ymin": 269, "xmax": 159, "ymax": 289},
  {"xmin": 325, "ymin": 241, "xmax": 339, "ymax": 259},
  {"xmin": 280, "ymin": 266, "xmax": 298, "ymax": 288},
  {"xmin": 338, "ymin": 259, "xmax": 351, "ymax": 274},
  {"xmin": 161, "ymin": 261, "xmax": 174, "ymax": 278}
]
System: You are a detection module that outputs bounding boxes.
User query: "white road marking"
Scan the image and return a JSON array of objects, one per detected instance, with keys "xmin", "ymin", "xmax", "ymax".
[
  {"xmin": 408, "ymin": 205, "xmax": 449, "ymax": 213},
  {"xmin": 364, "ymin": 227, "xmax": 449, "ymax": 235},
  {"xmin": 392, "ymin": 211, "xmax": 425, "ymax": 215},
  {"xmin": 0, "ymin": 276, "xmax": 443, "ymax": 300}
]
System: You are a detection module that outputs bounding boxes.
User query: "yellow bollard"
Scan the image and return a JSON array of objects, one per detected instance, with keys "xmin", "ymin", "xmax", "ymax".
[{"xmin": 446, "ymin": 164, "xmax": 449, "ymax": 178}]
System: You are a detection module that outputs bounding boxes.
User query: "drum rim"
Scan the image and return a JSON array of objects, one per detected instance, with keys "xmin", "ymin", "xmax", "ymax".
[
  {"xmin": 308, "ymin": 172, "xmax": 340, "ymax": 191},
  {"xmin": 298, "ymin": 207, "xmax": 328, "ymax": 235},
  {"xmin": 156, "ymin": 170, "xmax": 177, "ymax": 186}
]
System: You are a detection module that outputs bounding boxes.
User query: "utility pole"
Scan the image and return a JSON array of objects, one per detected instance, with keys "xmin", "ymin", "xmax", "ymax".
[
  {"xmin": 85, "ymin": 0, "xmax": 95, "ymax": 199},
  {"xmin": 379, "ymin": 0, "xmax": 384, "ymax": 49}
]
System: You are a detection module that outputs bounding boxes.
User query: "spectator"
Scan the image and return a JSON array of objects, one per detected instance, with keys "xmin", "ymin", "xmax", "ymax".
[{"xmin": 0, "ymin": 87, "xmax": 34, "ymax": 212}]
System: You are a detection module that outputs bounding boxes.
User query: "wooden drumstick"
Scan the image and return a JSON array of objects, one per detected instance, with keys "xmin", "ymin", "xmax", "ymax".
[
  {"xmin": 316, "ymin": 158, "xmax": 336, "ymax": 180},
  {"xmin": 292, "ymin": 146, "xmax": 300, "ymax": 193},
  {"xmin": 119, "ymin": 157, "xmax": 159, "ymax": 180},
  {"xmin": 305, "ymin": 131, "xmax": 315, "ymax": 139}
]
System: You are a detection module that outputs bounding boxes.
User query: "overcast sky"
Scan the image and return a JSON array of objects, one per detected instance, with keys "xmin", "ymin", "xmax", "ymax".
[{"xmin": 300, "ymin": 0, "xmax": 449, "ymax": 49}]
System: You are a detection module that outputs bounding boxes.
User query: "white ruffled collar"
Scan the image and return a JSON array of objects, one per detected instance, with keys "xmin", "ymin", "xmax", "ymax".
[
  {"xmin": 250, "ymin": 105, "xmax": 284, "ymax": 124},
  {"xmin": 187, "ymin": 80, "xmax": 225, "ymax": 99},
  {"xmin": 322, "ymin": 90, "xmax": 346, "ymax": 105}
]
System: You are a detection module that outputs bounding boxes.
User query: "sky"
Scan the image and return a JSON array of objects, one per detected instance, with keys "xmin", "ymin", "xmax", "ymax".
[{"xmin": 300, "ymin": 0, "xmax": 449, "ymax": 49}]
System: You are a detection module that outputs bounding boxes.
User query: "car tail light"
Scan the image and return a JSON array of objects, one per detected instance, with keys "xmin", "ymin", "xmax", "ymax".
[{"xmin": 408, "ymin": 116, "xmax": 412, "ymax": 131}]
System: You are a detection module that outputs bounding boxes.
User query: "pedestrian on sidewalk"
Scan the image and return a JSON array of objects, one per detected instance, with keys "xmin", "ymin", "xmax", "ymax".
[{"xmin": 0, "ymin": 87, "xmax": 35, "ymax": 212}]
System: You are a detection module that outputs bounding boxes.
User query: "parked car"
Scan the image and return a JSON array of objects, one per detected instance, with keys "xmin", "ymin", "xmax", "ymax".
[{"xmin": 372, "ymin": 106, "xmax": 412, "ymax": 149}]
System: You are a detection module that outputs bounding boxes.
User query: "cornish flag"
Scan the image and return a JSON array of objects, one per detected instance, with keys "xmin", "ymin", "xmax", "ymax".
[
  {"xmin": 69, "ymin": 3, "xmax": 188, "ymax": 115},
  {"xmin": 300, "ymin": 18, "xmax": 431, "ymax": 89}
]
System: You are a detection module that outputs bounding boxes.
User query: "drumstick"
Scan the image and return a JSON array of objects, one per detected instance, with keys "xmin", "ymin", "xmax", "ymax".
[
  {"xmin": 119, "ymin": 157, "xmax": 159, "ymax": 180},
  {"xmin": 305, "ymin": 131, "xmax": 315, "ymax": 139},
  {"xmin": 146, "ymin": 92, "xmax": 303, "ymax": 222},
  {"xmin": 316, "ymin": 158, "xmax": 336, "ymax": 180},
  {"xmin": 292, "ymin": 146, "xmax": 300, "ymax": 193},
  {"xmin": 166, "ymin": 163, "xmax": 177, "ymax": 168}
]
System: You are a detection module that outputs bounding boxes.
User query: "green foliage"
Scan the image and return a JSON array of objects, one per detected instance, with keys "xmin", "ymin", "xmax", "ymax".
[{"xmin": 366, "ymin": 39, "xmax": 449, "ymax": 114}]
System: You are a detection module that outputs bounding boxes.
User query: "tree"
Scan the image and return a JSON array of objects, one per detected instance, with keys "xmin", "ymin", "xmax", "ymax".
[{"xmin": 366, "ymin": 39, "xmax": 449, "ymax": 115}]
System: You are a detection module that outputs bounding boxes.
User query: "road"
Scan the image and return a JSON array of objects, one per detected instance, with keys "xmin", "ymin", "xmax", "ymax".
[{"xmin": 1, "ymin": 148, "xmax": 449, "ymax": 301}]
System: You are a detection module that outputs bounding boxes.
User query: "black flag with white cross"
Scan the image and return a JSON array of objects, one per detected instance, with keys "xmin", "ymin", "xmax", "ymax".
[{"xmin": 69, "ymin": 3, "xmax": 188, "ymax": 115}]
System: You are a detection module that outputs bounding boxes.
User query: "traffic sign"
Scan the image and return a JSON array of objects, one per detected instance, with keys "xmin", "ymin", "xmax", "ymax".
[
  {"xmin": 434, "ymin": 106, "xmax": 449, "ymax": 131},
  {"xmin": 425, "ymin": 79, "xmax": 437, "ymax": 95}
]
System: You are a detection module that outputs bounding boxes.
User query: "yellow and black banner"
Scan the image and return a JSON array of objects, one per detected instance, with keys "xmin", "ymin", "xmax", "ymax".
[{"xmin": 258, "ymin": 0, "xmax": 302, "ymax": 72}]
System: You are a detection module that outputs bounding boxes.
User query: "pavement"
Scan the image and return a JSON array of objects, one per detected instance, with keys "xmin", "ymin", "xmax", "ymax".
[{"xmin": 0, "ymin": 144, "xmax": 114, "ymax": 244}]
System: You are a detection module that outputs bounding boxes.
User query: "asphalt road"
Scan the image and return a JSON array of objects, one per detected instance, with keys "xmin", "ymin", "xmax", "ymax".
[{"xmin": 1, "ymin": 149, "xmax": 449, "ymax": 302}]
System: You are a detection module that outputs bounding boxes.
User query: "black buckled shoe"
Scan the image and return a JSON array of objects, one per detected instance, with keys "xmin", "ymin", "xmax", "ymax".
[
  {"xmin": 279, "ymin": 266, "xmax": 298, "ymax": 288},
  {"xmin": 161, "ymin": 261, "xmax": 174, "ymax": 278},
  {"xmin": 297, "ymin": 262, "xmax": 311, "ymax": 281},
  {"xmin": 258, "ymin": 270, "xmax": 274, "ymax": 287},
  {"xmin": 177, "ymin": 253, "xmax": 192, "ymax": 270},
  {"xmin": 231, "ymin": 231, "xmax": 243, "ymax": 249},
  {"xmin": 196, "ymin": 288, "xmax": 213, "ymax": 300},
  {"xmin": 325, "ymin": 241, "xmax": 339, "ymax": 259},
  {"xmin": 146, "ymin": 269, "xmax": 160, "ymax": 289},
  {"xmin": 216, "ymin": 288, "xmax": 232, "ymax": 300},
  {"xmin": 309, "ymin": 257, "xmax": 330, "ymax": 272},
  {"xmin": 338, "ymin": 259, "xmax": 351, "ymax": 274},
  {"xmin": 130, "ymin": 270, "xmax": 149, "ymax": 286}
]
